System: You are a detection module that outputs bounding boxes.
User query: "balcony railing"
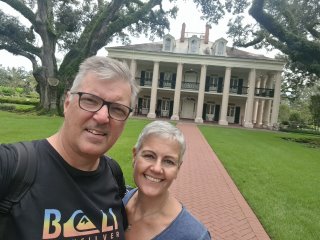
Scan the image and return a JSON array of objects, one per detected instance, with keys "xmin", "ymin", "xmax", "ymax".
[
  {"xmin": 158, "ymin": 80, "xmax": 174, "ymax": 89},
  {"xmin": 136, "ymin": 77, "xmax": 274, "ymax": 98},
  {"xmin": 181, "ymin": 81, "xmax": 199, "ymax": 90},
  {"xmin": 228, "ymin": 86, "xmax": 249, "ymax": 95},
  {"xmin": 163, "ymin": 80, "xmax": 172, "ymax": 88},
  {"xmin": 136, "ymin": 77, "xmax": 152, "ymax": 86},
  {"xmin": 255, "ymin": 88, "xmax": 274, "ymax": 97}
]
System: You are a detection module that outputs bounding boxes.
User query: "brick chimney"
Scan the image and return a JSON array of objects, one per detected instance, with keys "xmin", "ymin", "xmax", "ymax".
[
  {"xmin": 180, "ymin": 23, "xmax": 186, "ymax": 42},
  {"xmin": 204, "ymin": 24, "xmax": 211, "ymax": 44}
]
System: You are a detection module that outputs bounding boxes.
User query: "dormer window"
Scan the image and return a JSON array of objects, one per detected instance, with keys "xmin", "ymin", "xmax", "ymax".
[
  {"xmin": 164, "ymin": 38, "xmax": 171, "ymax": 51},
  {"xmin": 217, "ymin": 41, "xmax": 225, "ymax": 55},
  {"xmin": 212, "ymin": 38, "xmax": 228, "ymax": 56},
  {"xmin": 162, "ymin": 34, "xmax": 175, "ymax": 52},
  {"xmin": 191, "ymin": 40, "xmax": 197, "ymax": 52},
  {"xmin": 188, "ymin": 35, "xmax": 200, "ymax": 54}
]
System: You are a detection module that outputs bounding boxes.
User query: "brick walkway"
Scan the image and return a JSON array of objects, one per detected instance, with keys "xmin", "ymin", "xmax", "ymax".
[{"xmin": 169, "ymin": 123, "xmax": 271, "ymax": 240}]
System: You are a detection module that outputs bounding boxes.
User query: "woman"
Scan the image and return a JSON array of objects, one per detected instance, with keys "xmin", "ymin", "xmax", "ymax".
[{"xmin": 123, "ymin": 121, "xmax": 211, "ymax": 240}]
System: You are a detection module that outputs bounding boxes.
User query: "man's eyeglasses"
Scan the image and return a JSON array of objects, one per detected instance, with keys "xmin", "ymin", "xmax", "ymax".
[{"xmin": 71, "ymin": 92, "xmax": 132, "ymax": 121}]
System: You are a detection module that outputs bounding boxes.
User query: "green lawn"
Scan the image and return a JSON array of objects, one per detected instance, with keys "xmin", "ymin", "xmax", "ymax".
[
  {"xmin": 199, "ymin": 125, "xmax": 320, "ymax": 240},
  {"xmin": 0, "ymin": 111, "xmax": 63, "ymax": 142},
  {"xmin": 1, "ymin": 111, "xmax": 319, "ymax": 239},
  {"xmin": 0, "ymin": 110, "xmax": 150, "ymax": 186}
]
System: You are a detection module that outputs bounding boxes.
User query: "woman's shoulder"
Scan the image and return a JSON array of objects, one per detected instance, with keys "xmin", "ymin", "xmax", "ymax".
[
  {"xmin": 177, "ymin": 207, "xmax": 211, "ymax": 236},
  {"xmin": 154, "ymin": 206, "xmax": 211, "ymax": 240},
  {"xmin": 122, "ymin": 188, "xmax": 138, "ymax": 205}
]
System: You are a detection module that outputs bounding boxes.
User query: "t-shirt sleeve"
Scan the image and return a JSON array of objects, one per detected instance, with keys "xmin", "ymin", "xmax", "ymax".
[{"xmin": 0, "ymin": 144, "xmax": 18, "ymax": 199}]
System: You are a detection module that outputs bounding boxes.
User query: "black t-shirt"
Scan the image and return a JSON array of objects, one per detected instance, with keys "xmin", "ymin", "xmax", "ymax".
[{"xmin": 0, "ymin": 139, "xmax": 125, "ymax": 240}]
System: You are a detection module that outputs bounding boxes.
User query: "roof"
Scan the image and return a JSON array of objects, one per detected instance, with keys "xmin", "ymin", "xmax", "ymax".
[{"xmin": 107, "ymin": 41, "xmax": 275, "ymax": 61}]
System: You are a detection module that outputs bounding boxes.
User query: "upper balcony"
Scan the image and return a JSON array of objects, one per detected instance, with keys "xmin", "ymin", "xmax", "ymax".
[
  {"xmin": 135, "ymin": 77, "xmax": 274, "ymax": 98},
  {"xmin": 255, "ymin": 88, "xmax": 274, "ymax": 97}
]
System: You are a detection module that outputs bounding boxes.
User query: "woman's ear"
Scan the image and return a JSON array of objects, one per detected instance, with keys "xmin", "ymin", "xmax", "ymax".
[{"xmin": 132, "ymin": 147, "xmax": 137, "ymax": 167}]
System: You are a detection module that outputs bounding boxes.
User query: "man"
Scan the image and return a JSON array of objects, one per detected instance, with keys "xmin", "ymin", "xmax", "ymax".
[{"xmin": 0, "ymin": 56, "xmax": 139, "ymax": 239}]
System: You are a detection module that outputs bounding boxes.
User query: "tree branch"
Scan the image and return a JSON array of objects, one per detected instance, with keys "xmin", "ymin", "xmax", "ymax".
[
  {"xmin": 91, "ymin": 0, "xmax": 162, "ymax": 52},
  {"xmin": 0, "ymin": 43, "xmax": 39, "ymax": 69},
  {"xmin": 249, "ymin": 0, "xmax": 320, "ymax": 75},
  {"xmin": 0, "ymin": 0, "xmax": 37, "ymax": 25}
]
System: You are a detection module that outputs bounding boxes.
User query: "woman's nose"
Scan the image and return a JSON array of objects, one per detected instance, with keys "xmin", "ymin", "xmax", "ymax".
[{"xmin": 151, "ymin": 160, "xmax": 163, "ymax": 173}]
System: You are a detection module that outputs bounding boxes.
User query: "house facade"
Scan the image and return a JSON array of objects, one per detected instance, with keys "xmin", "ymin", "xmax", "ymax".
[{"xmin": 107, "ymin": 24, "xmax": 284, "ymax": 128}]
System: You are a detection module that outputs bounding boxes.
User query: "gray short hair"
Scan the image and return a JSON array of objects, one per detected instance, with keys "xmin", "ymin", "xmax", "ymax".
[
  {"xmin": 134, "ymin": 121, "xmax": 186, "ymax": 165},
  {"xmin": 70, "ymin": 56, "xmax": 139, "ymax": 106}
]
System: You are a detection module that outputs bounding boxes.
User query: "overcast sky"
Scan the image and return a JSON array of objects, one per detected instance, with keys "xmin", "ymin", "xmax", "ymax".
[{"xmin": 0, "ymin": 0, "xmax": 272, "ymax": 71}]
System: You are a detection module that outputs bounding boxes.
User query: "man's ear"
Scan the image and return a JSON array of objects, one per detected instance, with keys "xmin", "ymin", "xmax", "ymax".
[{"xmin": 64, "ymin": 91, "xmax": 72, "ymax": 114}]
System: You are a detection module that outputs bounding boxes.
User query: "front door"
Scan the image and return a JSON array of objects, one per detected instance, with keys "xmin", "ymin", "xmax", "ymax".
[
  {"xmin": 180, "ymin": 98, "xmax": 195, "ymax": 119},
  {"xmin": 227, "ymin": 105, "xmax": 235, "ymax": 123}
]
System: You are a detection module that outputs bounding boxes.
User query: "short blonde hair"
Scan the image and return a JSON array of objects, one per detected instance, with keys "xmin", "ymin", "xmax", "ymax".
[{"xmin": 135, "ymin": 121, "xmax": 186, "ymax": 164}]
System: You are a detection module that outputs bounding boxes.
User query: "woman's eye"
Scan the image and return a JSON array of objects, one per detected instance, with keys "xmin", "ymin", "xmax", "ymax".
[{"xmin": 163, "ymin": 159, "xmax": 176, "ymax": 166}]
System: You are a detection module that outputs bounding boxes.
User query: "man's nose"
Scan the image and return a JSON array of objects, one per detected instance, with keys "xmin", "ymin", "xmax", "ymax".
[{"xmin": 93, "ymin": 104, "xmax": 110, "ymax": 123}]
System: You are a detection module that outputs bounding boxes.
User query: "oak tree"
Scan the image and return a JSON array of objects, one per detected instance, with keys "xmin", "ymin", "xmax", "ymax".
[
  {"xmin": 0, "ymin": 0, "xmax": 177, "ymax": 112},
  {"xmin": 195, "ymin": 0, "xmax": 320, "ymax": 77}
]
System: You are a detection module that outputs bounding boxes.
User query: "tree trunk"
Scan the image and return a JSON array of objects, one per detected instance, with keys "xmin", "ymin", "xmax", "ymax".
[
  {"xmin": 33, "ymin": 0, "xmax": 58, "ymax": 112},
  {"xmin": 33, "ymin": 68, "xmax": 57, "ymax": 111}
]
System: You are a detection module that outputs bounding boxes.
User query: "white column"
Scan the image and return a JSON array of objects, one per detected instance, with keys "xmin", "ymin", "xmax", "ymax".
[
  {"xmin": 219, "ymin": 67, "xmax": 231, "ymax": 125},
  {"xmin": 129, "ymin": 59, "xmax": 137, "ymax": 116},
  {"xmin": 244, "ymin": 68, "xmax": 256, "ymax": 128},
  {"xmin": 195, "ymin": 65, "xmax": 207, "ymax": 123},
  {"xmin": 147, "ymin": 61, "xmax": 159, "ymax": 118},
  {"xmin": 130, "ymin": 59, "xmax": 137, "ymax": 78},
  {"xmin": 270, "ymin": 72, "xmax": 282, "ymax": 127},
  {"xmin": 171, "ymin": 63, "xmax": 183, "ymax": 120},
  {"xmin": 264, "ymin": 100, "xmax": 272, "ymax": 128},
  {"xmin": 253, "ymin": 76, "xmax": 261, "ymax": 124},
  {"xmin": 257, "ymin": 75, "xmax": 268, "ymax": 126},
  {"xmin": 263, "ymin": 75, "xmax": 273, "ymax": 128}
]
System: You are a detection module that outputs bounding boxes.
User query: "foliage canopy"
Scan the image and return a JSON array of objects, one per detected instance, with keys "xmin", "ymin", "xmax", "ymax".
[
  {"xmin": 194, "ymin": 0, "xmax": 320, "ymax": 77},
  {"xmin": 0, "ymin": 0, "xmax": 178, "ymax": 112}
]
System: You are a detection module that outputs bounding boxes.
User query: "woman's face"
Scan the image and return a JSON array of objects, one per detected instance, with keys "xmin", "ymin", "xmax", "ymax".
[{"xmin": 133, "ymin": 135, "xmax": 181, "ymax": 197}]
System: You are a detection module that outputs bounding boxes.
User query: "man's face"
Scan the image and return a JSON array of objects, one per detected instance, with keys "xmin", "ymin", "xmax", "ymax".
[{"xmin": 62, "ymin": 72, "xmax": 132, "ymax": 158}]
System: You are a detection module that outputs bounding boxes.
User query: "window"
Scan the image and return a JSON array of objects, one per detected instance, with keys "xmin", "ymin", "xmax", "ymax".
[
  {"xmin": 217, "ymin": 41, "xmax": 225, "ymax": 55},
  {"xmin": 162, "ymin": 34, "xmax": 175, "ymax": 52},
  {"xmin": 230, "ymin": 77, "xmax": 238, "ymax": 88},
  {"xmin": 188, "ymin": 36, "xmax": 199, "ymax": 54},
  {"xmin": 164, "ymin": 72, "xmax": 172, "ymax": 80},
  {"xmin": 145, "ymin": 71, "xmax": 152, "ymax": 80},
  {"xmin": 161, "ymin": 99, "xmax": 170, "ymax": 111},
  {"xmin": 142, "ymin": 98, "xmax": 150, "ymax": 109},
  {"xmin": 209, "ymin": 75, "xmax": 219, "ymax": 91},
  {"xmin": 191, "ymin": 40, "xmax": 197, "ymax": 53},
  {"xmin": 164, "ymin": 38, "xmax": 171, "ymax": 51},
  {"xmin": 184, "ymin": 71, "xmax": 198, "ymax": 83},
  {"xmin": 227, "ymin": 105, "xmax": 235, "ymax": 117},
  {"xmin": 162, "ymin": 72, "xmax": 172, "ymax": 88},
  {"xmin": 213, "ymin": 38, "xmax": 227, "ymax": 56},
  {"xmin": 206, "ymin": 104, "xmax": 215, "ymax": 114},
  {"xmin": 210, "ymin": 76, "xmax": 219, "ymax": 86}
]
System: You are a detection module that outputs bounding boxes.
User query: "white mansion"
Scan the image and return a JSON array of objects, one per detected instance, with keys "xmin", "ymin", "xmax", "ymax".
[{"xmin": 107, "ymin": 24, "xmax": 284, "ymax": 128}]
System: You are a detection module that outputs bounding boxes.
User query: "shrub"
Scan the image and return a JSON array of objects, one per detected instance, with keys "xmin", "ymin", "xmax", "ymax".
[
  {"xmin": 0, "ymin": 104, "xmax": 16, "ymax": 111},
  {"xmin": 15, "ymin": 87, "xmax": 24, "ymax": 94},
  {"xmin": 0, "ymin": 86, "xmax": 15, "ymax": 96},
  {"xmin": 0, "ymin": 103, "xmax": 36, "ymax": 112},
  {"xmin": 0, "ymin": 96, "xmax": 39, "ymax": 105}
]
